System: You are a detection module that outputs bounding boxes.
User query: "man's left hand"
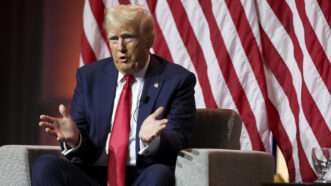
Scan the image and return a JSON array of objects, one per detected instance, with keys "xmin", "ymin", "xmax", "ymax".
[{"xmin": 139, "ymin": 107, "xmax": 167, "ymax": 144}]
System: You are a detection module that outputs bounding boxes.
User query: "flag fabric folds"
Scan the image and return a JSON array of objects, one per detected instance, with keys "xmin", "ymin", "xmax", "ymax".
[{"xmin": 80, "ymin": 0, "xmax": 331, "ymax": 182}]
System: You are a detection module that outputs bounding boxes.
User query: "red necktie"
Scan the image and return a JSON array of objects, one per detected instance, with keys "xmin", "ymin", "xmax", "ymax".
[{"xmin": 108, "ymin": 75, "xmax": 134, "ymax": 186}]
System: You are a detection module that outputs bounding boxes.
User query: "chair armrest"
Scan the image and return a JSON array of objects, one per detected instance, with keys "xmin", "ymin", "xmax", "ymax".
[
  {"xmin": 175, "ymin": 148, "xmax": 274, "ymax": 186},
  {"xmin": 0, "ymin": 145, "xmax": 61, "ymax": 186}
]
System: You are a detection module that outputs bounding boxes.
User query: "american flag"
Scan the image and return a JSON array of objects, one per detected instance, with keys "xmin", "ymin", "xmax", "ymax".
[{"xmin": 80, "ymin": 0, "xmax": 331, "ymax": 182}]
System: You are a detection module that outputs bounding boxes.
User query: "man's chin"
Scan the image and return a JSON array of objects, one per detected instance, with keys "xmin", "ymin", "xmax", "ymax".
[
  {"xmin": 117, "ymin": 66, "xmax": 136, "ymax": 75},
  {"xmin": 114, "ymin": 61, "xmax": 143, "ymax": 74}
]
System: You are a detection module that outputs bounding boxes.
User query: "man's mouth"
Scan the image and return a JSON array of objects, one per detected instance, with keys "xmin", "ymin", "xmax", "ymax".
[{"xmin": 119, "ymin": 56, "xmax": 128, "ymax": 63}]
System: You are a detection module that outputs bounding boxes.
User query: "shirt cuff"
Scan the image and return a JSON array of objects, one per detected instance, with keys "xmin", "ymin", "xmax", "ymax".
[
  {"xmin": 61, "ymin": 134, "xmax": 82, "ymax": 156},
  {"xmin": 138, "ymin": 136, "xmax": 160, "ymax": 156}
]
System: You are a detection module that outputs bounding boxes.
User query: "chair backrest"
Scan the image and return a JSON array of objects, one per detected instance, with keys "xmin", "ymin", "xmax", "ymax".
[{"xmin": 189, "ymin": 108, "xmax": 242, "ymax": 150}]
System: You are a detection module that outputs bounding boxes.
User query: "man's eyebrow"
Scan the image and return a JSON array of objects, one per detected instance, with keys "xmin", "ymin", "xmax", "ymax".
[
  {"xmin": 108, "ymin": 35, "xmax": 118, "ymax": 40},
  {"xmin": 121, "ymin": 33, "xmax": 137, "ymax": 37}
]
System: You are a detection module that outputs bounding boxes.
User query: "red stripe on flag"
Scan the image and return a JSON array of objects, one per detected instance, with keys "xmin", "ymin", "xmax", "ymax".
[
  {"xmin": 81, "ymin": 31, "xmax": 97, "ymax": 64},
  {"xmin": 168, "ymin": 0, "xmax": 217, "ymax": 108},
  {"xmin": 199, "ymin": 0, "xmax": 265, "ymax": 150}
]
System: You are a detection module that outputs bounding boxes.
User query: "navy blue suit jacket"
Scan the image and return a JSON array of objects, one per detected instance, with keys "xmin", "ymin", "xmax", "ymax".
[{"xmin": 65, "ymin": 54, "xmax": 196, "ymax": 170}]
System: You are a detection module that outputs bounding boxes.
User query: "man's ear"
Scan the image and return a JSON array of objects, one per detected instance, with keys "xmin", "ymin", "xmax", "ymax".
[{"xmin": 144, "ymin": 36, "xmax": 154, "ymax": 49}]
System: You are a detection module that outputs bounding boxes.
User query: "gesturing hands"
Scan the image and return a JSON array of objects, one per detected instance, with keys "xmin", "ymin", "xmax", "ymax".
[
  {"xmin": 39, "ymin": 104, "xmax": 80, "ymax": 147},
  {"xmin": 139, "ymin": 107, "xmax": 168, "ymax": 144}
]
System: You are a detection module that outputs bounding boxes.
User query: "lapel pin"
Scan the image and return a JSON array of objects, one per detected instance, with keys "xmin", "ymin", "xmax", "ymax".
[{"xmin": 153, "ymin": 82, "xmax": 159, "ymax": 88}]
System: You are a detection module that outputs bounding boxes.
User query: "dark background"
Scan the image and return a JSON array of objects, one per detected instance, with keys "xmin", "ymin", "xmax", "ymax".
[{"xmin": 0, "ymin": 0, "xmax": 84, "ymax": 146}]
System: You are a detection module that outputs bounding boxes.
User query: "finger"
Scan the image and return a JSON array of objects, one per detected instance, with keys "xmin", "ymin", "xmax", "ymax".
[
  {"xmin": 157, "ymin": 123, "xmax": 167, "ymax": 132},
  {"xmin": 154, "ymin": 119, "xmax": 167, "ymax": 127},
  {"xmin": 59, "ymin": 104, "xmax": 69, "ymax": 118},
  {"xmin": 159, "ymin": 119, "xmax": 168, "ymax": 124},
  {"xmin": 39, "ymin": 121, "xmax": 57, "ymax": 129},
  {"xmin": 151, "ymin": 107, "xmax": 164, "ymax": 119},
  {"xmin": 154, "ymin": 125, "xmax": 166, "ymax": 137},
  {"xmin": 149, "ymin": 123, "xmax": 166, "ymax": 136},
  {"xmin": 40, "ymin": 115, "xmax": 58, "ymax": 122}
]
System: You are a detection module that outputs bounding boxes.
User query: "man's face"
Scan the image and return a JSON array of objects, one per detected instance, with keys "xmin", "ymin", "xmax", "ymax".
[{"xmin": 108, "ymin": 23, "xmax": 149, "ymax": 74}]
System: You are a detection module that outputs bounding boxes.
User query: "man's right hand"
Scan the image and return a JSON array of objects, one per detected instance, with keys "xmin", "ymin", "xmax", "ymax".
[{"xmin": 39, "ymin": 104, "xmax": 80, "ymax": 147}]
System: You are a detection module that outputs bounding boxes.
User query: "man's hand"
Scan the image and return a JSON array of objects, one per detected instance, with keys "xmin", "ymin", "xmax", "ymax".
[
  {"xmin": 39, "ymin": 104, "xmax": 80, "ymax": 147},
  {"xmin": 139, "ymin": 107, "xmax": 167, "ymax": 144}
]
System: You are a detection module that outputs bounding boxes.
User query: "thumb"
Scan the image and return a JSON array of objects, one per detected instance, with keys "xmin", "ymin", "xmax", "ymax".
[
  {"xmin": 151, "ymin": 107, "xmax": 164, "ymax": 119},
  {"xmin": 59, "ymin": 104, "xmax": 69, "ymax": 118}
]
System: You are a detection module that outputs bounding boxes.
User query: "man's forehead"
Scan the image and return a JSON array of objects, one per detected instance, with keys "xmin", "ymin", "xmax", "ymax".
[
  {"xmin": 108, "ymin": 30, "xmax": 136, "ymax": 36},
  {"xmin": 108, "ymin": 27, "xmax": 138, "ymax": 34}
]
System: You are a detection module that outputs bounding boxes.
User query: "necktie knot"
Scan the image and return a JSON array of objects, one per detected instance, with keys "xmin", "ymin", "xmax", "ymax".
[{"xmin": 123, "ymin": 74, "xmax": 134, "ymax": 87}]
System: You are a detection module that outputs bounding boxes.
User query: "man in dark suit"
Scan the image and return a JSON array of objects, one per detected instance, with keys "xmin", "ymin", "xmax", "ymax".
[{"xmin": 32, "ymin": 4, "xmax": 196, "ymax": 186}]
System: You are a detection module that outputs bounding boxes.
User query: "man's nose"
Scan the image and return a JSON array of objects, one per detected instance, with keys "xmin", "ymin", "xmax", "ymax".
[{"xmin": 118, "ymin": 38, "xmax": 127, "ymax": 53}]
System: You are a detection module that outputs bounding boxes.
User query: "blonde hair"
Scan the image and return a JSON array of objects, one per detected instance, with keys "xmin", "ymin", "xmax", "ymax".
[{"xmin": 104, "ymin": 5, "xmax": 155, "ymax": 48}]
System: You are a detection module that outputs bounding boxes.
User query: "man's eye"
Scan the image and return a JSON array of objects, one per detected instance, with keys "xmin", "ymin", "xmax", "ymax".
[{"xmin": 124, "ymin": 35, "xmax": 135, "ymax": 39}]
